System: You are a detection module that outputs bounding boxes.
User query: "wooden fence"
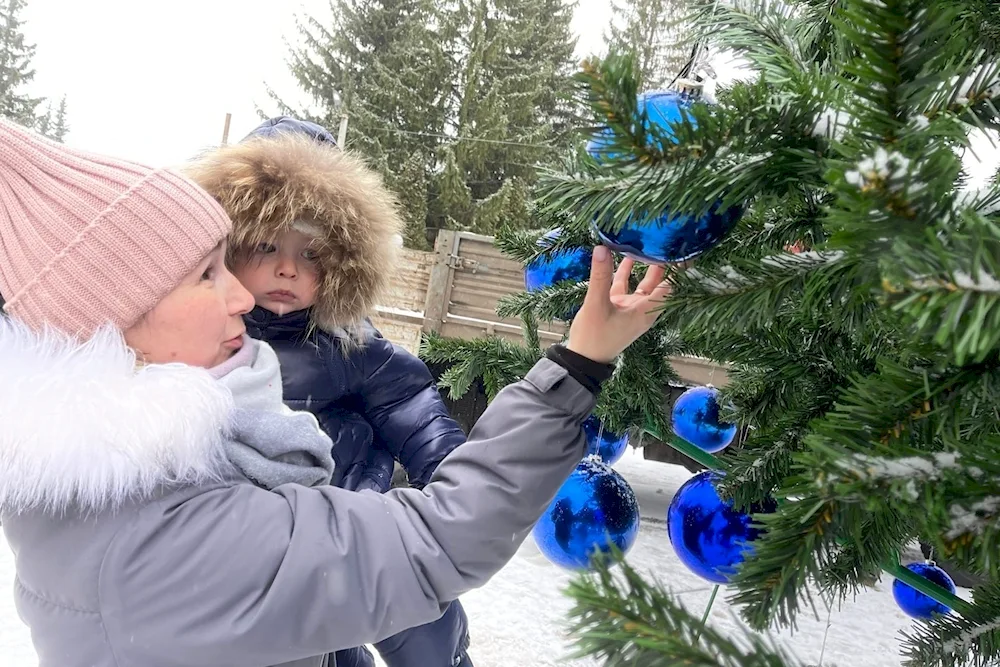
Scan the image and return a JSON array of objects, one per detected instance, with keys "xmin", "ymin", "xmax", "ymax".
[{"xmin": 371, "ymin": 230, "xmax": 729, "ymax": 388}]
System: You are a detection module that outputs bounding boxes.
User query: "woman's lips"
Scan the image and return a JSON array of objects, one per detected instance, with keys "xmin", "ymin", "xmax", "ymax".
[{"xmin": 223, "ymin": 335, "xmax": 244, "ymax": 350}]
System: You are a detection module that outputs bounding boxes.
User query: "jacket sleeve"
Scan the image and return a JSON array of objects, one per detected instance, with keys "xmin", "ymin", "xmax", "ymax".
[
  {"xmin": 100, "ymin": 358, "xmax": 593, "ymax": 665},
  {"xmin": 334, "ymin": 325, "xmax": 467, "ymax": 488}
]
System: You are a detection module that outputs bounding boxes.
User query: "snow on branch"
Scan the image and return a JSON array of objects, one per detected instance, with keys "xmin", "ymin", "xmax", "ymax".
[
  {"xmin": 844, "ymin": 147, "xmax": 912, "ymax": 190},
  {"xmin": 946, "ymin": 496, "xmax": 1000, "ymax": 540},
  {"xmin": 940, "ymin": 617, "xmax": 1000, "ymax": 655},
  {"xmin": 811, "ymin": 106, "xmax": 853, "ymax": 141},
  {"xmin": 836, "ymin": 452, "xmax": 980, "ymax": 483},
  {"xmin": 952, "ymin": 270, "xmax": 1000, "ymax": 294}
]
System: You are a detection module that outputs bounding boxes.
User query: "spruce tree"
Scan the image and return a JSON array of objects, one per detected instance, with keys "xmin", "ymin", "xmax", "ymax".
[
  {"xmin": 0, "ymin": 0, "xmax": 42, "ymax": 127},
  {"xmin": 50, "ymin": 94, "xmax": 67, "ymax": 142},
  {"xmin": 424, "ymin": 0, "xmax": 1000, "ymax": 664},
  {"xmin": 605, "ymin": 0, "xmax": 690, "ymax": 90},
  {"xmin": 274, "ymin": 0, "xmax": 451, "ymax": 246},
  {"xmin": 277, "ymin": 0, "xmax": 578, "ymax": 244},
  {"xmin": 436, "ymin": 0, "xmax": 577, "ymax": 236}
]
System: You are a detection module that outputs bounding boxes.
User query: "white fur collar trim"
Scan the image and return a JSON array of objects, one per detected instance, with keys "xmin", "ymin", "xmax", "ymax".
[{"xmin": 0, "ymin": 318, "xmax": 234, "ymax": 513}]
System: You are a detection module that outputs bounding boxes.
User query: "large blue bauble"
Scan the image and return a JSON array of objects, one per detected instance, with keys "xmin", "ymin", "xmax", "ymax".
[
  {"xmin": 667, "ymin": 471, "xmax": 776, "ymax": 584},
  {"xmin": 594, "ymin": 205, "xmax": 742, "ymax": 266},
  {"xmin": 582, "ymin": 415, "xmax": 629, "ymax": 465},
  {"xmin": 893, "ymin": 563, "xmax": 956, "ymax": 620},
  {"xmin": 672, "ymin": 386, "xmax": 738, "ymax": 454},
  {"xmin": 586, "ymin": 89, "xmax": 740, "ymax": 265},
  {"xmin": 524, "ymin": 228, "xmax": 592, "ymax": 293},
  {"xmin": 533, "ymin": 459, "xmax": 641, "ymax": 570},
  {"xmin": 585, "ymin": 89, "xmax": 695, "ymax": 160}
]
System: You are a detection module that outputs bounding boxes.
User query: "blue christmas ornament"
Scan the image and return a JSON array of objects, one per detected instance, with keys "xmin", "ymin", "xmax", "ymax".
[
  {"xmin": 893, "ymin": 562, "xmax": 956, "ymax": 620},
  {"xmin": 524, "ymin": 228, "xmax": 592, "ymax": 293},
  {"xmin": 585, "ymin": 89, "xmax": 696, "ymax": 160},
  {"xmin": 582, "ymin": 415, "xmax": 629, "ymax": 465},
  {"xmin": 667, "ymin": 471, "xmax": 776, "ymax": 584},
  {"xmin": 672, "ymin": 386, "xmax": 738, "ymax": 454},
  {"xmin": 586, "ymin": 89, "xmax": 741, "ymax": 265},
  {"xmin": 594, "ymin": 205, "xmax": 742, "ymax": 266},
  {"xmin": 533, "ymin": 458, "xmax": 641, "ymax": 570}
]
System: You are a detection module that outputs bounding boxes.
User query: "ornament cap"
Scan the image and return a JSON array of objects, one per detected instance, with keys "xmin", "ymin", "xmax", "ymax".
[{"xmin": 674, "ymin": 78, "xmax": 704, "ymax": 98}]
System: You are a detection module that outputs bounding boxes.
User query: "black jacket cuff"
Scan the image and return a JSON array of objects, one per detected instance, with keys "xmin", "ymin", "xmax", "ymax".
[{"xmin": 544, "ymin": 345, "xmax": 615, "ymax": 395}]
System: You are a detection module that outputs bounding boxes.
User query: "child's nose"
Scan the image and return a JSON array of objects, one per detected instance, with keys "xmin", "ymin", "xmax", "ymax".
[{"xmin": 276, "ymin": 258, "xmax": 298, "ymax": 278}]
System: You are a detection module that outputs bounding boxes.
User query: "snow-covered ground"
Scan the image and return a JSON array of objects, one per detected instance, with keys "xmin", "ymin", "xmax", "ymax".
[{"xmin": 1, "ymin": 449, "xmax": 955, "ymax": 666}]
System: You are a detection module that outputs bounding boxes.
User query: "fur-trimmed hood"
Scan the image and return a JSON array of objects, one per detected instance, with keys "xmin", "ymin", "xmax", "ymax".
[
  {"xmin": 183, "ymin": 133, "xmax": 404, "ymax": 334},
  {"xmin": 0, "ymin": 318, "xmax": 233, "ymax": 514}
]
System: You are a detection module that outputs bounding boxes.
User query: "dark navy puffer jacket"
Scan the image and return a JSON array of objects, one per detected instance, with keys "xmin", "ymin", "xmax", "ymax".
[{"xmin": 244, "ymin": 306, "xmax": 467, "ymax": 492}]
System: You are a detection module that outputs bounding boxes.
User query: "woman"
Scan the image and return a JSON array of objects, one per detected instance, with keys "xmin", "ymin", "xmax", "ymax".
[{"xmin": 0, "ymin": 119, "xmax": 670, "ymax": 667}]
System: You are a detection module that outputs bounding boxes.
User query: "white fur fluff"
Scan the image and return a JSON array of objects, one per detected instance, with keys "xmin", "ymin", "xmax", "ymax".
[{"xmin": 0, "ymin": 318, "xmax": 235, "ymax": 513}]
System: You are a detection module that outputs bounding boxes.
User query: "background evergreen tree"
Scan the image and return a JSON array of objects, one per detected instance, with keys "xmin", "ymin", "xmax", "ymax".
[
  {"xmin": 50, "ymin": 94, "xmax": 67, "ymax": 142},
  {"xmin": 424, "ymin": 0, "xmax": 1000, "ymax": 664},
  {"xmin": 37, "ymin": 94, "xmax": 68, "ymax": 142},
  {"xmin": 272, "ymin": 0, "xmax": 451, "ymax": 249},
  {"xmin": 0, "ymin": 0, "xmax": 43, "ymax": 127},
  {"xmin": 604, "ymin": 0, "xmax": 690, "ymax": 90},
  {"xmin": 433, "ymin": 0, "xmax": 577, "ymax": 236},
  {"xmin": 275, "ymin": 0, "xmax": 577, "ymax": 245}
]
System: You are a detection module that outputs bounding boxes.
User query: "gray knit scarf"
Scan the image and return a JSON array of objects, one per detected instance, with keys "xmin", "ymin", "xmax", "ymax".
[{"xmin": 209, "ymin": 337, "xmax": 335, "ymax": 489}]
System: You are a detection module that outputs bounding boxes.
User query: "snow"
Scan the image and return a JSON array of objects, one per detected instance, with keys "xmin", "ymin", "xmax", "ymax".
[
  {"xmin": 845, "ymin": 148, "xmax": 912, "ymax": 190},
  {"xmin": 837, "ymin": 452, "xmax": 965, "ymax": 481},
  {"xmin": 0, "ymin": 449, "xmax": 973, "ymax": 666},
  {"xmin": 812, "ymin": 107, "xmax": 852, "ymax": 141},
  {"xmin": 953, "ymin": 270, "xmax": 1000, "ymax": 294},
  {"xmin": 946, "ymin": 497, "xmax": 1000, "ymax": 541}
]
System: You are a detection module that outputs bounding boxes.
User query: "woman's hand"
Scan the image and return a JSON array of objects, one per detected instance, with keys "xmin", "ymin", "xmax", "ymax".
[{"xmin": 565, "ymin": 246, "xmax": 671, "ymax": 364}]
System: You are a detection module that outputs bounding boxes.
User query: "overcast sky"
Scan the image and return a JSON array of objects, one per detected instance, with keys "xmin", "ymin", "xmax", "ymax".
[
  {"xmin": 19, "ymin": 0, "xmax": 998, "ymax": 183},
  {"xmin": 22, "ymin": 0, "xmax": 619, "ymax": 166}
]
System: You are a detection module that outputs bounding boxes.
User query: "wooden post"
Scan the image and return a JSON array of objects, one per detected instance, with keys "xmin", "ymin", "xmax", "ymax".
[
  {"xmin": 422, "ymin": 229, "xmax": 457, "ymax": 335},
  {"xmin": 221, "ymin": 113, "xmax": 232, "ymax": 146},
  {"xmin": 337, "ymin": 114, "xmax": 349, "ymax": 148}
]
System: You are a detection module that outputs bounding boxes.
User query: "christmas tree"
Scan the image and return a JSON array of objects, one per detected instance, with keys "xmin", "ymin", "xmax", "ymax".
[
  {"xmin": 273, "ymin": 0, "xmax": 578, "ymax": 248},
  {"xmin": 0, "ymin": 0, "xmax": 44, "ymax": 127},
  {"xmin": 422, "ymin": 0, "xmax": 1000, "ymax": 664}
]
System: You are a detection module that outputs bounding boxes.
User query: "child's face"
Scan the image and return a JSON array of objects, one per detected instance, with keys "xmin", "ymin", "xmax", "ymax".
[{"xmin": 232, "ymin": 229, "xmax": 321, "ymax": 316}]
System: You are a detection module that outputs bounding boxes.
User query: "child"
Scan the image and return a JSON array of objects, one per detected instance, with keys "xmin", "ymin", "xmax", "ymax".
[{"xmin": 185, "ymin": 117, "xmax": 473, "ymax": 667}]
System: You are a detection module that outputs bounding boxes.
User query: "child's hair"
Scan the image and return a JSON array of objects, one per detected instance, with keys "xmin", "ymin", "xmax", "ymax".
[{"xmin": 183, "ymin": 131, "xmax": 404, "ymax": 340}]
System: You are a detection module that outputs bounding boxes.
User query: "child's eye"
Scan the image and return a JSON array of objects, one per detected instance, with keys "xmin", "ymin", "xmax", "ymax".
[
  {"xmin": 256, "ymin": 242, "xmax": 276, "ymax": 254},
  {"xmin": 302, "ymin": 248, "xmax": 320, "ymax": 262}
]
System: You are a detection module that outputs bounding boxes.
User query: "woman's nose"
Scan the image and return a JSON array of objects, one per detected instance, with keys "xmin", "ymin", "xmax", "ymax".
[{"xmin": 229, "ymin": 274, "xmax": 255, "ymax": 315}]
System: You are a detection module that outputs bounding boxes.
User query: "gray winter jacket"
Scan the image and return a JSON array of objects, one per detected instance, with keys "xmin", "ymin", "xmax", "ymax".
[{"xmin": 0, "ymin": 319, "xmax": 595, "ymax": 667}]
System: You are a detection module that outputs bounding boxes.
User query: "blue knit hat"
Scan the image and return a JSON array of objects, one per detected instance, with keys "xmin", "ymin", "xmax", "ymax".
[{"xmin": 243, "ymin": 116, "xmax": 337, "ymax": 145}]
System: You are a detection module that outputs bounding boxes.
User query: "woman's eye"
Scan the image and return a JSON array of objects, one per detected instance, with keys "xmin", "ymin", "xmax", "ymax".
[
  {"xmin": 201, "ymin": 266, "xmax": 215, "ymax": 281},
  {"xmin": 256, "ymin": 242, "xmax": 276, "ymax": 254}
]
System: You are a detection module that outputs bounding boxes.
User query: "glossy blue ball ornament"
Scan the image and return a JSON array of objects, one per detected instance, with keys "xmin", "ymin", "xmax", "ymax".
[
  {"xmin": 667, "ymin": 471, "xmax": 776, "ymax": 584},
  {"xmin": 893, "ymin": 563, "xmax": 956, "ymax": 620},
  {"xmin": 533, "ymin": 459, "xmax": 641, "ymax": 570},
  {"xmin": 672, "ymin": 386, "xmax": 738, "ymax": 454},
  {"xmin": 582, "ymin": 415, "xmax": 629, "ymax": 465},
  {"xmin": 585, "ymin": 89, "xmax": 696, "ymax": 160},
  {"xmin": 594, "ymin": 204, "xmax": 742, "ymax": 266},
  {"xmin": 524, "ymin": 228, "xmax": 592, "ymax": 292},
  {"xmin": 586, "ymin": 89, "xmax": 741, "ymax": 265}
]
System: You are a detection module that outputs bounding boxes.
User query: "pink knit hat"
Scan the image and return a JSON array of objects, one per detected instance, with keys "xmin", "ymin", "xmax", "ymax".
[{"xmin": 0, "ymin": 120, "xmax": 232, "ymax": 338}]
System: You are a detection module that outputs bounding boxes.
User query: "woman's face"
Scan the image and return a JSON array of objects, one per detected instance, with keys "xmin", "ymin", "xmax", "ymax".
[{"xmin": 124, "ymin": 242, "xmax": 255, "ymax": 368}]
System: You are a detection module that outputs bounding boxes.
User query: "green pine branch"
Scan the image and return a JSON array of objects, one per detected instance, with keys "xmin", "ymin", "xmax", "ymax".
[
  {"xmin": 420, "ymin": 332, "xmax": 540, "ymax": 401},
  {"xmin": 902, "ymin": 581, "xmax": 1000, "ymax": 667},
  {"xmin": 565, "ymin": 550, "xmax": 797, "ymax": 667}
]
